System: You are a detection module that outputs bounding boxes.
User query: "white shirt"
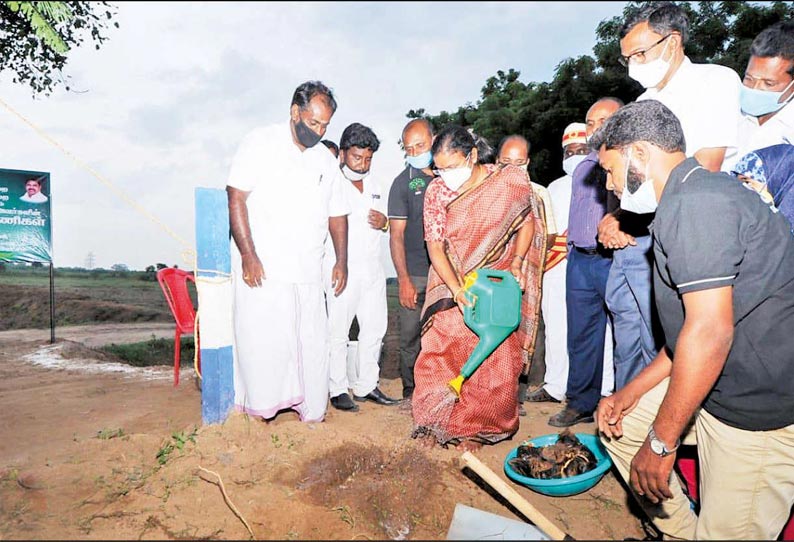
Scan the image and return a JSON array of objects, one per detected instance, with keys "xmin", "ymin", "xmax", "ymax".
[
  {"xmin": 531, "ymin": 181, "xmax": 557, "ymax": 235},
  {"xmin": 546, "ymin": 174, "xmax": 572, "ymax": 232},
  {"xmin": 227, "ymin": 122, "xmax": 350, "ymax": 285},
  {"xmin": 638, "ymin": 56, "xmax": 743, "ymax": 171},
  {"xmin": 324, "ymin": 174, "xmax": 387, "ymax": 278},
  {"xmin": 20, "ymin": 192, "xmax": 48, "ymax": 203},
  {"xmin": 735, "ymin": 100, "xmax": 794, "ymax": 161}
]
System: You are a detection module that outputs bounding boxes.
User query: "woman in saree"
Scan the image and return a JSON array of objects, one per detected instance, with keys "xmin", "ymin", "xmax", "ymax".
[
  {"xmin": 411, "ymin": 125, "xmax": 546, "ymax": 451},
  {"xmin": 731, "ymin": 143, "xmax": 794, "ymax": 232}
]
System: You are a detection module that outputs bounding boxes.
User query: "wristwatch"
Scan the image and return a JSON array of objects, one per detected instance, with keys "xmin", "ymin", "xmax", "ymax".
[{"xmin": 647, "ymin": 426, "xmax": 680, "ymax": 457}]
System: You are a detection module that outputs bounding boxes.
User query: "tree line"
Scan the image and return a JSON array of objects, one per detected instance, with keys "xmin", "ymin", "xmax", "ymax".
[{"xmin": 407, "ymin": 1, "xmax": 794, "ymax": 186}]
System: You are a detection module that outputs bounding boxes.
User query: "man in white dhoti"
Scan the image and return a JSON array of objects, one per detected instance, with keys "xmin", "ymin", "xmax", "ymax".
[
  {"xmin": 323, "ymin": 122, "xmax": 399, "ymax": 411},
  {"xmin": 226, "ymin": 81, "xmax": 350, "ymax": 423}
]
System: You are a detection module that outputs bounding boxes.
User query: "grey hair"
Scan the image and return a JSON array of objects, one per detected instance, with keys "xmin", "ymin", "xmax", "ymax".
[{"xmin": 588, "ymin": 100, "xmax": 686, "ymax": 154}]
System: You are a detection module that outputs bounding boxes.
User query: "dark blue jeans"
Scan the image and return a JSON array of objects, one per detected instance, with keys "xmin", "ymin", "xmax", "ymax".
[{"xmin": 565, "ymin": 247, "xmax": 612, "ymax": 414}]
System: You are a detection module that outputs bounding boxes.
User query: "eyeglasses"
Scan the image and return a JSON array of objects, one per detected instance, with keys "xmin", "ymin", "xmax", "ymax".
[
  {"xmin": 618, "ymin": 33, "xmax": 674, "ymax": 67},
  {"xmin": 432, "ymin": 153, "xmax": 471, "ymax": 176}
]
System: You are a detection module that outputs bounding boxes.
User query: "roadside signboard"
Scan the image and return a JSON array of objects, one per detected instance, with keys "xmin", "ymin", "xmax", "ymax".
[{"xmin": 0, "ymin": 168, "xmax": 52, "ymax": 263}]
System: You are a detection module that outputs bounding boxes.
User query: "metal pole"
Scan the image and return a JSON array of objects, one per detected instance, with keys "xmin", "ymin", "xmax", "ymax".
[{"xmin": 49, "ymin": 261, "xmax": 55, "ymax": 343}]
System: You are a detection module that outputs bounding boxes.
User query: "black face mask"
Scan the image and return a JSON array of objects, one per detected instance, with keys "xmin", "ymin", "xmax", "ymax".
[{"xmin": 294, "ymin": 119, "xmax": 322, "ymax": 148}]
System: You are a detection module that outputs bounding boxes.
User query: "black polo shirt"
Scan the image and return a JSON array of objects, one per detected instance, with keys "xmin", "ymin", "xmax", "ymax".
[
  {"xmin": 651, "ymin": 158, "xmax": 794, "ymax": 431},
  {"xmin": 387, "ymin": 165, "xmax": 432, "ymax": 277}
]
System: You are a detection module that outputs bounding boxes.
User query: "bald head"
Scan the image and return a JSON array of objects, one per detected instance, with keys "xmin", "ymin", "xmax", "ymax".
[
  {"xmin": 586, "ymin": 98, "xmax": 623, "ymax": 138},
  {"xmin": 402, "ymin": 118, "xmax": 433, "ymax": 140},
  {"xmin": 497, "ymin": 135, "xmax": 530, "ymax": 166},
  {"xmin": 402, "ymin": 118, "xmax": 434, "ymax": 159}
]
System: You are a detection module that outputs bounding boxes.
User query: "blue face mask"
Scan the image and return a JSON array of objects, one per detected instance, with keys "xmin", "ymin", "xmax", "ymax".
[
  {"xmin": 406, "ymin": 150, "xmax": 432, "ymax": 169},
  {"xmin": 740, "ymin": 79, "xmax": 794, "ymax": 117}
]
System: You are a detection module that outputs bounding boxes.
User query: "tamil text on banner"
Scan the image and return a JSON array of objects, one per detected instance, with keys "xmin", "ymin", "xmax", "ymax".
[{"xmin": 0, "ymin": 168, "xmax": 52, "ymax": 263}]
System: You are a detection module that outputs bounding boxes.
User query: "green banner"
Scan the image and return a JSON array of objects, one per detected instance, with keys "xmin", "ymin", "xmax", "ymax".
[{"xmin": 0, "ymin": 168, "xmax": 52, "ymax": 263}]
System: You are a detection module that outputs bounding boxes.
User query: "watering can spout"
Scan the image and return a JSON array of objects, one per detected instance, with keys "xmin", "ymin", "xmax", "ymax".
[
  {"xmin": 448, "ymin": 375, "xmax": 465, "ymax": 397},
  {"xmin": 446, "ymin": 269, "xmax": 522, "ymax": 397}
]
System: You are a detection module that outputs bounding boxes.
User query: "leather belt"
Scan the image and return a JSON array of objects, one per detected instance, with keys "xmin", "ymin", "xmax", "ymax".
[{"xmin": 572, "ymin": 245, "xmax": 599, "ymax": 255}]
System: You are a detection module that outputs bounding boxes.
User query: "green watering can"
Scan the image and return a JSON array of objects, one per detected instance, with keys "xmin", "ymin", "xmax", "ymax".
[{"xmin": 447, "ymin": 269, "xmax": 522, "ymax": 397}]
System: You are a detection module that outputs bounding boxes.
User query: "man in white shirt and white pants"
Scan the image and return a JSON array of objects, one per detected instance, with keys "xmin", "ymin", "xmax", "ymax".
[
  {"xmin": 323, "ymin": 123, "xmax": 399, "ymax": 411},
  {"xmin": 226, "ymin": 81, "xmax": 350, "ymax": 423},
  {"xmin": 735, "ymin": 20, "xmax": 794, "ymax": 159},
  {"xmin": 598, "ymin": 2, "xmax": 743, "ymax": 393}
]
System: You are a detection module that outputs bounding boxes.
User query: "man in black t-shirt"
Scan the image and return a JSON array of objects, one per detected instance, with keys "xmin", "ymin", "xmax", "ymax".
[
  {"xmin": 591, "ymin": 100, "xmax": 794, "ymax": 540},
  {"xmin": 387, "ymin": 119, "xmax": 434, "ymax": 399}
]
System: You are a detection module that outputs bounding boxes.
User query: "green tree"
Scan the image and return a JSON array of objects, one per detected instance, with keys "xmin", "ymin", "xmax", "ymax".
[
  {"xmin": 0, "ymin": 1, "xmax": 119, "ymax": 95},
  {"xmin": 409, "ymin": 1, "xmax": 794, "ymax": 186}
]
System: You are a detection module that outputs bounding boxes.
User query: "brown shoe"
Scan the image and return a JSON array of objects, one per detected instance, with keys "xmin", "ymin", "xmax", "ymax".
[
  {"xmin": 526, "ymin": 387, "xmax": 562, "ymax": 404},
  {"xmin": 548, "ymin": 406, "xmax": 594, "ymax": 428}
]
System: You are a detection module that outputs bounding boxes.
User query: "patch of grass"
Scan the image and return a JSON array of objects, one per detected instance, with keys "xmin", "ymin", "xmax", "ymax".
[
  {"xmin": 592, "ymin": 492, "xmax": 621, "ymax": 511},
  {"xmin": 101, "ymin": 335, "xmax": 195, "ymax": 368},
  {"xmin": 331, "ymin": 505, "xmax": 356, "ymax": 528},
  {"xmin": 96, "ymin": 428, "xmax": 125, "ymax": 440},
  {"xmin": 156, "ymin": 427, "xmax": 198, "ymax": 466}
]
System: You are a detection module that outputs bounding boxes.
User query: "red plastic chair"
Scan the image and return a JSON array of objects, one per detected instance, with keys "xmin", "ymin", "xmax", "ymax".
[
  {"xmin": 675, "ymin": 453, "xmax": 794, "ymax": 539},
  {"xmin": 156, "ymin": 268, "xmax": 200, "ymax": 386}
]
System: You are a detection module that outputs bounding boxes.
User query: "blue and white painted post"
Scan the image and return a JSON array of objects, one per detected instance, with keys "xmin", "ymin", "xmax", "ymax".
[{"xmin": 194, "ymin": 188, "xmax": 234, "ymax": 425}]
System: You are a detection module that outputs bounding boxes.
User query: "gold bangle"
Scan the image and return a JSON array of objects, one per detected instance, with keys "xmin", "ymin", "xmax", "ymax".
[
  {"xmin": 380, "ymin": 218, "xmax": 390, "ymax": 232},
  {"xmin": 453, "ymin": 287, "xmax": 463, "ymax": 303}
]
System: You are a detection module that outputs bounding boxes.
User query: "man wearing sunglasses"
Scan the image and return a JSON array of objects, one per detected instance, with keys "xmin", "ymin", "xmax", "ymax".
[{"xmin": 598, "ymin": 2, "xmax": 743, "ymax": 399}]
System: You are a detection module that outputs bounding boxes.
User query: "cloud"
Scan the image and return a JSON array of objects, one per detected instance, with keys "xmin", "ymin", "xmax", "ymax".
[{"xmin": 0, "ymin": 1, "xmax": 627, "ymax": 270}]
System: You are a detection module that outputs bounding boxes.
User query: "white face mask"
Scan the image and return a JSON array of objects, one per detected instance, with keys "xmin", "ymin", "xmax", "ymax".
[
  {"xmin": 438, "ymin": 154, "xmax": 472, "ymax": 191},
  {"xmin": 627, "ymin": 38, "xmax": 672, "ymax": 89},
  {"xmin": 619, "ymin": 148, "xmax": 658, "ymax": 214},
  {"xmin": 562, "ymin": 154, "xmax": 587, "ymax": 176},
  {"xmin": 342, "ymin": 164, "xmax": 369, "ymax": 181}
]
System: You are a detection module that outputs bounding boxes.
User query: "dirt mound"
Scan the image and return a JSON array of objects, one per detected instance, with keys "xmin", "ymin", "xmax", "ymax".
[
  {"xmin": 290, "ymin": 443, "xmax": 452, "ymax": 539},
  {"xmin": 57, "ymin": 339, "xmax": 125, "ymax": 363},
  {"xmin": 0, "ymin": 284, "xmax": 171, "ymax": 330}
]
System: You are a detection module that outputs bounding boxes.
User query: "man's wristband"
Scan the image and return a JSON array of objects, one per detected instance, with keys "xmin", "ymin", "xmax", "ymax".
[{"xmin": 380, "ymin": 218, "xmax": 390, "ymax": 232}]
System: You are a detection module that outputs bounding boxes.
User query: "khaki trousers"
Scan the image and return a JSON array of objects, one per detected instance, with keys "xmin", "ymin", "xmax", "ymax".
[{"xmin": 601, "ymin": 378, "xmax": 794, "ymax": 540}]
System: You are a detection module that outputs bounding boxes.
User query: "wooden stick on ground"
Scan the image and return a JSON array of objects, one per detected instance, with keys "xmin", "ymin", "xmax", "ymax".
[
  {"xmin": 461, "ymin": 451, "xmax": 573, "ymax": 541},
  {"xmin": 198, "ymin": 466, "xmax": 255, "ymax": 539}
]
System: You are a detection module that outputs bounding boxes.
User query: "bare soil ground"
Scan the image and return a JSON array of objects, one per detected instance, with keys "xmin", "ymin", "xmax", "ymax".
[{"xmin": 0, "ymin": 319, "xmax": 646, "ymax": 540}]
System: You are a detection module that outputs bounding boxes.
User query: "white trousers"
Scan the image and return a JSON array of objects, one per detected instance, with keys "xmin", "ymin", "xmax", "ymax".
[
  {"xmin": 325, "ymin": 271, "xmax": 387, "ymax": 397},
  {"xmin": 541, "ymin": 259, "xmax": 614, "ymax": 400},
  {"xmin": 232, "ymin": 277, "xmax": 329, "ymax": 423}
]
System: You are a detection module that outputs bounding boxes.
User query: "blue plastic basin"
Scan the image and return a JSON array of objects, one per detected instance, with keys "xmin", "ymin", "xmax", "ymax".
[{"xmin": 503, "ymin": 433, "xmax": 613, "ymax": 497}]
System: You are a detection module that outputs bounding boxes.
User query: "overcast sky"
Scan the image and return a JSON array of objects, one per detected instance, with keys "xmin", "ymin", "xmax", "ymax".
[{"xmin": 0, "ymin": 1, "xmax": 628, "ymax": 273}]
